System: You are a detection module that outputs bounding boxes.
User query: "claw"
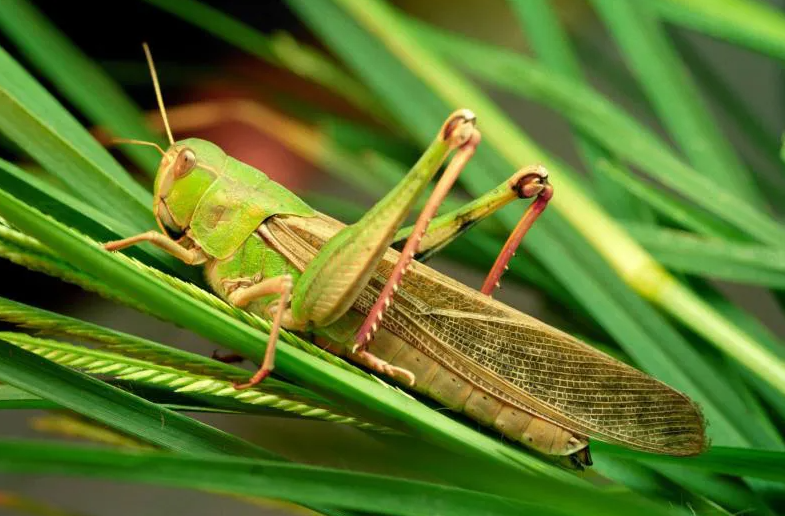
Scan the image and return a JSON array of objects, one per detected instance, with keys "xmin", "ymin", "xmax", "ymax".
[
  {"xmin": 233, "ymin": 368, "xmax": 271, "ymax": 390},
  {"xmin": 441, "ymin": 109, "xmax": 477, "ymax": 147}
]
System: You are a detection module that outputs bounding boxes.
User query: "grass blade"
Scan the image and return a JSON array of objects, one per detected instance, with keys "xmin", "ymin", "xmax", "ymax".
[
  {"xmin": 0, "ymin": 223, "xmax": 137, "ymax": 309},
  {"xmin": 650, "ymin": 0, "xmax": 785, "ymax": 62},
  {"xmin": 509, "ymin": 0, "xmax": 651, "ymax": 222},
  {"xmin": 590, "ymin": 0, "xmax": 762, "ymax": 206},
  {"xmin": 0, "ymin": 295, "xmax": 388, "ymax": 430},
  {"xmin": 626, "ymin": 224, "xmax": 785, "ymax": 289},
  {"xmin": 593, "ymin": 159, "xmax": 746, "ymax": 239},
  {"xmin": 0, "ymin": 46, "xmax": 153, "ymax": 231},
  {"xmin": 0, "ymin": 339, "xmax": 276, "ymax": 458},
  {"xmin": 670, "ymin": 30, "xmax": 783, "ymax": 176},
  {"xmin": 408, "ymin": 20, "xmax": 785, "ymax": 247},
  {"xmin": 0, "ymin": 440, "xmax": 682, "ymax": 516},
  {"xmin": 139, "ymin": 0, "xmax": 381, "ymax": 118},
  {"xmin": 0, "ymin": 384, "xmax": 261, "ymax": 414},
  {"xmin": 0, "ymin": 0, "xmax": 162, "ymax": 176},
  {"xmin": 596, "ymin": 444, "xmax": 785, "ymax": 484},
  {"xmin": 0, "ymin": 157, "xmax": 192, "ymax": 278}
]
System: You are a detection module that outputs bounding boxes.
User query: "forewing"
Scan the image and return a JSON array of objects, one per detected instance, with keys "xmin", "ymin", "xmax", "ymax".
[{"xmin": 265, "ymin": 214, "xmax": 706, "ymax": 455}]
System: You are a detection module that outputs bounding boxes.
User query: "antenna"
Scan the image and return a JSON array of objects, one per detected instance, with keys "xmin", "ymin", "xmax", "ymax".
[
  {"xmin": 110, "ymin": 137, "xmax": 165, "ymax": 156},
  {"xmin": 143, "ymin": 42, "xmax": 174, "ymax": 146}
]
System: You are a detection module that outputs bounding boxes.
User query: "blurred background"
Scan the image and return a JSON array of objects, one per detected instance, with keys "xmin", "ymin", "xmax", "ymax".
[{"xmin": 1, "ymin": 0, "xmax": 784, "ymax": 514}]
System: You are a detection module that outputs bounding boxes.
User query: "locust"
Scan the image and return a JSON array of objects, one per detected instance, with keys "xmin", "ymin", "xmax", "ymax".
[{"xmin": 105, "ymin": 45, "xmax": 706, "ymax": 468}]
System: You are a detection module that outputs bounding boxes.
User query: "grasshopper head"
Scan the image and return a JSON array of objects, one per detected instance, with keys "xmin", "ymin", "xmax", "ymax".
[
  {"xmin": 153, "ymin": 138, "xmax": 225, "ymax": 237},
  {"xmin": 122, "ymin": 45, "xmax": 229, "ymax": 237}
]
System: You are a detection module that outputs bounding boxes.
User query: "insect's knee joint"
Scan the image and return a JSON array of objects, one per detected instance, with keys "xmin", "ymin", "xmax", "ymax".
[
  {"xmin": 442, "ymin": 109, "xmax": 478, "ymax": 147},
  {"xmin": 511, "ymin": 166, "xmax": 552, "ymax": 199}
]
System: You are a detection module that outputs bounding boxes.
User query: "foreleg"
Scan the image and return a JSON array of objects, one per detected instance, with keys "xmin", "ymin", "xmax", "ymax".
[{"xmin": 104, "ymin": 231, "xmax": 207, "ymax": 265}]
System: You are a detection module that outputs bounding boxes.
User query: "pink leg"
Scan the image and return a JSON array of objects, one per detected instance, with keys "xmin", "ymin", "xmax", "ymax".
[
  {"xmin": 354, "ymin": 130, "xmax": 482, "ymax": 351},
  {"xmin": 481, "ymin": 170, "xmax": 553, "ymax": 296}
]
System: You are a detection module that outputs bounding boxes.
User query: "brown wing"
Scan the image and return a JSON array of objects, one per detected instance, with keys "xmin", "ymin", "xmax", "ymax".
[{"xmin": 263, "ymin": 213, "xmax": 706, "ymax": 456}]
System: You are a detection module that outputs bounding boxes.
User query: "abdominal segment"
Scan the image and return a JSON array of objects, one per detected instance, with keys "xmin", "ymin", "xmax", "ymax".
[{"xmin": 319, "ymin": 325, "xmax": 589, "ymax": 460}]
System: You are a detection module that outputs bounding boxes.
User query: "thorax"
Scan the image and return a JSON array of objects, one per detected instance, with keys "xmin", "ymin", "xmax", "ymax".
[{"xmin": 203, "ymin": 227, "xmax": 301, "ymax": 313}]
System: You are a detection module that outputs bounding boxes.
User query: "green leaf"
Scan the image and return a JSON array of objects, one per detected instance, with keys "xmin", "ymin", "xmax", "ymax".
[
  {"xmin": 0, "ymin": 46, "xmax": 153, "ymax": 231},
  {"xmin": 0, "ymin": 157, "xmax": 192, "ymax": 278},
  {"xmin": 590, "ymin": 0, "xmax": 762, "ymax": 206},
  {"xmin": 0, "ymin": 339, "xmax": 276, "ymax": 458},
  {"xmin": 0, "ymin": 0, "xmax": 162, "ymax": 176},
  {"xmin": 0, "ymin": 440, "xmax": 681, "ymax": 516},
  {"xmin": 626, "ymin": 224, "xmax": 785, "ymax": 289},
  {"xmin": 593, "ymin": 159, "xmax": 746, "ymax": 240},
  {"xmin": 596, "ymin": 444, "xmax": 785, "ymax": 484},
  {"xmin": 509, "ymin": 0, "xmax": 651, "ymax": 222},
  {"xmin": 689, "ymin": 283, "xmax": 785, "ymax": 424},
  {"xmin": 0, "ymin": 222, "xmax": 136, "ymax": 309},
  {"xmin": 139, "ymin": 0, "xmax": 381, "ymax": 118},
  {"xmin": 408, "ymin": 19, "xmax": 785, "ymax": 247},
  {"xmin": 0, "ymin": 384, "xmax": 46, "ymax": 409},
  {"xmin": 0, "ymin": 330, "xmax": 388, "ymax": 432},
  {"xmin": 0, "ymin": 384, "xmax": 254, "ymax": 413},
  {"xmin": 669, "ymin": 30, "xmax": 783, "ymax": 178},
  {"xmin": 648, "ymin": 462, "xmax": 777, "ymax": 516},
  {"xmin": 650, "ymin": 0, "xmax": 785, "ymax": 62}
]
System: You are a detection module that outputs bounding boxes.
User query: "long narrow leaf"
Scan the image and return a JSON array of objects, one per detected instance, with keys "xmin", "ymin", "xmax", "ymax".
[
  {"xmin": 626, "ymin": 224, "xmax": 785, "ymax": 289},
  {"xmin": 510, "ymin": 0, "xmax": 650, "ymax": 222},
  {"xmin": 0, "ymin": 47, "xmax": 152, "ymax": 231},
  {"xmin": 0, "ymin": 0, "xmax": 162, "ymax": 175},
  {"xmin": 0, "ymin": 440, "xmax": 682, "ymax": 516},
  {"xmin": 0, "ymin": 328, "xmax": 386, "ymax": 431},
  {"xmin": 0, "ymin": 340, "xmax": 275, "ymax": 458},
  {"xmin": 670, "ymin": 30, "xmax": 783, "ymax": 177},
  {"xmin": 0, "ymin": 158, "xmax": 192, "ymax": 278},
  {"xmin": 593, "ymin": 159, "xmax": 746, "ymax": 239},
  {"xmin": 408, "ymin": 19, "xmax": 785, "ymax": 247},
  {"xmin": 651, "ymin": 0, "xmax": 785, "ymax": 62},
  {"xmin": 591, "ymin": 0, "xmax": 762, "ymax": 206},
  {"xmin": 0, "ymin": 384, "xmax": 255, "ymax": 414},
  {"xmin": 596, "ymin": 444, "xmax": 785, "ymax": 484}
]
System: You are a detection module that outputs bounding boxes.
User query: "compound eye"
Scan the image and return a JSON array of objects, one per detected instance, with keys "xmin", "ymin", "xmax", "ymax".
[{"xmin": 173, "ymin": 149, "xmax": 196, "ymax": 178}]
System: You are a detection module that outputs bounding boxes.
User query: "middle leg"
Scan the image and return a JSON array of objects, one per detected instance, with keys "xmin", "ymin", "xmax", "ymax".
[{"xmin": 225, "ymin": 275, "xmax": 294, "ymax": 389}]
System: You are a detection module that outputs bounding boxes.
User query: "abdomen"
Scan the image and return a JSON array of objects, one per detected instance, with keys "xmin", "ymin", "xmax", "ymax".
[{"xmin": 320, "ymin": 327, "xmax": 590, "ymax": 461}]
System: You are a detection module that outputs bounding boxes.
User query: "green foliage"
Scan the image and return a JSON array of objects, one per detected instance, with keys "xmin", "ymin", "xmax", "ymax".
[
  {"xmin": 0, "ymin": 0, "xmax": 783, "ymax": 515},
  {"xmin": 0, "ymin": 440, "xmax": 673, "ymax": 516},
  {"xmin": 0, "ymin": 0, "xmax": 162, "ymax": 175}
]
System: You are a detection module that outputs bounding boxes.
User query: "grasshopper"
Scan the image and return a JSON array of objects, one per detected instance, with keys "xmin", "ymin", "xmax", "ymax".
[{"xmin": 106, "ymin": 45, "xmax": 706, "ymax": 467}]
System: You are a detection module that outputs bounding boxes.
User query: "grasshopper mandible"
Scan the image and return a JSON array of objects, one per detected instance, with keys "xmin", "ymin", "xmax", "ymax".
[{"xmin": 105, "ymin": 45, "xmax": 706, "ymax": 468}]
